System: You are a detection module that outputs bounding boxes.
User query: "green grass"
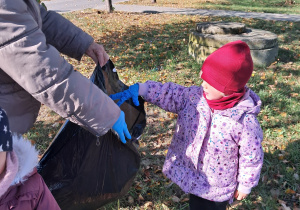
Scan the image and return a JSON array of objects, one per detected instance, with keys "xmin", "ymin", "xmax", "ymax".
[
  {"xmin": 121, "ymin": 0, "xmax": 300, "ymax": 15},
  {"xmin": 28, "ymin": 9, "xmax": 300, "ymax": 209}
]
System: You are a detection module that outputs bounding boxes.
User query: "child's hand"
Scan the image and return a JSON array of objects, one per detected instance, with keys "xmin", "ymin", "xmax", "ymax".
[
  {"xmin": 234, "ymin": 190, "xmax": 248, "ymax": 200},
  {"xmin": 110, "ymin": 84, "xmax": 139, "ymax": 107}
]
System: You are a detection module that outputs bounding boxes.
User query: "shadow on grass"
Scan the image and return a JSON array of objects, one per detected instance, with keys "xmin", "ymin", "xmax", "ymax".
[
  {"xmin": 103, "ymin": 113, "xmax": 191, "ymax": 209},
  {"xmin": 254, "ymin": 139, "xmax": 300, "ymax": 209},
  {"xmin": 27, "ymin": 120, "xmax": 63, "ymax": 155},
  {"xmin": 95, "ymin": 13, "xmax": 300, "ymax": 72},
  {"xmin": 100, "ymin": 13, "xmax": 300, "ymax": 130}
]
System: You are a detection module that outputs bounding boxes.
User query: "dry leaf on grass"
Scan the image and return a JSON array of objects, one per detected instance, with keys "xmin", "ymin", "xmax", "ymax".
[
  {"xmin": 171, "ymin": 195, "xmax": 180, "ymax": 203},
  {"xmin": 128, "ymin": 196, "xmax": 134, "ymax": 204},
  {"xmin": 270, "ymin": 188, "xmax": 280, "ymax": 199},
  {"xmin": 278, "ymin": 199, "xmax": 291, "ymax": 210},
  {"xmin": 142, "ymin": 201, "xmax": 153, "ymax": 210}
]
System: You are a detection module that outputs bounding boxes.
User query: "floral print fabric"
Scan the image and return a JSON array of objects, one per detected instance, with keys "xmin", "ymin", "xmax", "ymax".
[{"xmin": 142, "ymin": 81, "xmax": 264, "ymax": 202}]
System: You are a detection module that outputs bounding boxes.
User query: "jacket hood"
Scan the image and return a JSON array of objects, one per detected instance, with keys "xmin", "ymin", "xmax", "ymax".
[
  {"xmin": 215, "ymin": 87, "xmax": 262, "ymax": 121},
  {"xmin": 0, "ymin": 135, "xmax": 38, "ymax": 198},
  {"xmin": 238, "ymin": 87, "xmax": 262, "ymax": 115},
  {"xmin": 11, "ymin": 134, "xmax": 39, "ymax": 185}
]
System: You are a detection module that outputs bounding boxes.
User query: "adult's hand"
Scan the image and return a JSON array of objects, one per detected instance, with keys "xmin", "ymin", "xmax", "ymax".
[{"xmin": 85, "ymin": 42, "xmax": 109, "ymax": 67}]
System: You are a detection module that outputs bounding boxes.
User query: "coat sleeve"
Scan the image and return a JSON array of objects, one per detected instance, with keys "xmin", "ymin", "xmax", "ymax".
[
  {"xmin": 39, "ymin": 5, "xmax": 94, "ymax": 61},
  {"xmin": 141, "ymin": 81, "xmax": 191, "ymax": 114},
  {"xmin": 237, "ymin": 114, "xmax": 264, "ymax": 194},
  {"xmin": 0, "ymin": 0, "xmax": 120, "ymax": 136}
]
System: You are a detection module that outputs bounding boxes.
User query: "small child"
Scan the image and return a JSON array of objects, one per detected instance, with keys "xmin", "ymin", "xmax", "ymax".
[
  {"xmin": 110, "ymin": 40, "xmax": 264, "ymax": 209},
  {"xmin": 0, "ymin": 107, "xmax": 60, "ymax": 210}
]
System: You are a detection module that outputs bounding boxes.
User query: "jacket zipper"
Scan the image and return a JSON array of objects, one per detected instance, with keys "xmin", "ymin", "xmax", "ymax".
[
  {"xmin": 25, "ymin": 0, "xmax": 40, "ymax": 24},
  {"xmin": 210, "ymin": 109, "xmax": 214, "ymax": 126},
  {"xmin": 71, "ymin": 114, "xmax": 102, "ymax": 146}
]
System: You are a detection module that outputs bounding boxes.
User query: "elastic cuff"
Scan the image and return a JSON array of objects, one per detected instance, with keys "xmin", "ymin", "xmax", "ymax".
[
  {"xmin": 76, "ymin": 35, "xmax": 94, "ymax": 61},
  {"xmin": 138, "ymin": 83, "xmax": 148, "ymax": 97},
  {"xmin": 237, "ymin": 183, "xmax": 252, "ymax": 194}
]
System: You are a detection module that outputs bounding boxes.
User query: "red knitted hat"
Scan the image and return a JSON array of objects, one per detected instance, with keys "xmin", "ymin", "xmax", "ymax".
[{"xmin": 201, "ymin": 40, "xmax": 253, "ymax": 95}]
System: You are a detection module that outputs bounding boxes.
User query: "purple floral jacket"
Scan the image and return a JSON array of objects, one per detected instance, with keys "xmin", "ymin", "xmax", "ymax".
[{"xmin": 141, "ymin": 81, "xmax": 264, "ymax": 202}]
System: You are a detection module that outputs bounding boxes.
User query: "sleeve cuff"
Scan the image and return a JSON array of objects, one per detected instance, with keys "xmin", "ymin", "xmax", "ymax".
[
  {"xmin": 138, "ymin": 83, "xmax": 148, "ymax": 97},
  {"xmin": 237, "ymin": 183, "xmax": 252, "ymax": 194}
]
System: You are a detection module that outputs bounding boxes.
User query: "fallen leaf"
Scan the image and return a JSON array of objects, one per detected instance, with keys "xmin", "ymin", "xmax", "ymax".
[
  {"xmin": 286, "ymin": 167, "xmax": 294, "ymax": 173},
  {"xmin": 155, "ymin": 169, "xmax": 162, "ymax": 174},
  {"xmin": 278, "ymin": 199, "xmax": 291, "ymax": 210},
  {"xmin": 161, "ymin": 203, "xmax": 170, "ymax": 210},
  {"xmin": 141, "ymin": 159, "xmax": 152, "ymax": 168},
  {"xmin": 261, "ymin": 175, "xmax": 268, "ymax": 183},
  {"xmin": 138, "ymin": 194, "xmax": 144, "ymax": 201},
  {"xmin": 144, "ymin": 169, "xmax": 150, "ymax": 178},
  {"xmin": 293, "ymin": 173, "xmax": 299, "ymax": 180},
  {"xmin": 270, "ymin": 188, "xmax": 280, "ymax": 198},
  {"xmin": 165, "ymin": 181, "xmax": 173, "ymax": 188},
  {"xmin": 290, "ymin": 93, "xmax": 298, "ymax": 97},
  {"xmin": 278, "ymin": 154, "xmax": 285, "ymax": 160},
  {"xmin": 230, "ymin": 200, "xmax": 243, "ymax": 208},
  {"xmin": 280, "ymin": 112, "xmax": 287, "ymax": 117},
  {"xmin": 143, "ymin": 201, "xmax": 153, "ymax": 209},
  {"xmin": 135, "ymin": 184, "xmax": 142, "ymax": 190},
  {"xmin": 128, "ymin": 196, "xmax": 134, "ymax": 204},
  {"xmin": 285, "ymin": 188, "xmax": 296, "ymax": 194},
  {"xmin": 181, "ymin": 197, "xmax": 189, "ymax": 202},
  {"xmin": 171, "ymin": 195, "xmax": 180, "ymax": 203},
  {"xmin": 52, "ymin": 122, "xmax": 60, "ymax": 127}
]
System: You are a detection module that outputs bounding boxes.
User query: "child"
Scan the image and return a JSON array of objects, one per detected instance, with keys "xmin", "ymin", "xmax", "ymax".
[
  {"xmin": 0, "ymin": 107, "xmax": 60, "ymax": 210},
  {"xmin": 110, "ymin": 40, "xmax": 264, "ymax": 209}
]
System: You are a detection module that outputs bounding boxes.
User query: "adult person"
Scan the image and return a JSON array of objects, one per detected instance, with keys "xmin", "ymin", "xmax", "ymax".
[{"xmin": 0, "ymin": 0, "xmax": 131, "ymax": 143}]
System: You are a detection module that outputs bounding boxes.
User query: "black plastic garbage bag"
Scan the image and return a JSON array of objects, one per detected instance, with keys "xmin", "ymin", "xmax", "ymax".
[{"xmin": 38, "ymin": 60, "xmax": 146, "ymax": 210}]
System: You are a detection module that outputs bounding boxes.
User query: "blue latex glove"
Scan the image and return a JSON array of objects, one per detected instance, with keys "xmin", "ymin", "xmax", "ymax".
[
  {"xmin": 112, "ymin": 111, "xmax": 131, "ymax": 144},
  {"xmin": 109, "ymin": 83, "xmax": 139, "ymax": 107}
]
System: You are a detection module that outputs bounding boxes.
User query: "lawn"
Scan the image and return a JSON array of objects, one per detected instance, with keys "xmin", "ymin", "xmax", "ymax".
[
  {"xmin": 27, "ymin": 8, "xmax": 300, "ymax": 210},
  {"xmin": 120, "ymin": 0, "xmax": 300, "ymax": 15}
]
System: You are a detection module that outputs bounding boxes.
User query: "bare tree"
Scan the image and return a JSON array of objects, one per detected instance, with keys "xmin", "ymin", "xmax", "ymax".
[{"xmin": 106, "ymin": 0, "xmax": 113, "ymax": 13}]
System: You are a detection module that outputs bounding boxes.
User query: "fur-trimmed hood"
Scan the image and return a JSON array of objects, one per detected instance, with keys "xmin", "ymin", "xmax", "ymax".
[
  {"xmin": 11, "ymin": 134, "xmax": 39, "ymax": 185},
  {"xmin": 0, "ymin": 135, "xmax": 39, "ymax": 197}
]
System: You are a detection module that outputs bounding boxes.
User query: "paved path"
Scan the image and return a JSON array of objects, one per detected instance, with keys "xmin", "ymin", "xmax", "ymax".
[
  {"xmin": 44, "ymin": 0, "xmax": 128, "ymax": 13},
  {"xmin": 45, "ymin": 0, "xmax": 300, "ymax": 22}
]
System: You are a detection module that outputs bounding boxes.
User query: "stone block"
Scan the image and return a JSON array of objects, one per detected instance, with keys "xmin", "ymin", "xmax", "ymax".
[{"xmin": 188, "ymin": 21, "xmax": 279, "ymax": 67}]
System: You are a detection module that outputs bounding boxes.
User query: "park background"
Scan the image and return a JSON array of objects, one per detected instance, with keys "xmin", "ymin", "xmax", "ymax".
[{"xmin": 27, "ymin": 0, "xmax": 300, "ymax": 209}]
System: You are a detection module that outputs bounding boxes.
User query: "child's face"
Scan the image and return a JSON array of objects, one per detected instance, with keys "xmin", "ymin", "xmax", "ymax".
[{"xmin": 201, "ymin": 80, "xmax": 225, "ymax": 100}]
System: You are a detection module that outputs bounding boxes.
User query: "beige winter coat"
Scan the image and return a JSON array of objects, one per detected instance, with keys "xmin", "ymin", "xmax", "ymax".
[{"xmin": 0, "ymin": 0, "xmax": 120, "ymax": 136}]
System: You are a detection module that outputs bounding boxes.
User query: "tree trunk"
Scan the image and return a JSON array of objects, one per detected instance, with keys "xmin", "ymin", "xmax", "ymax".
[
  {"xmin": 106, "ymin": 0, "xmax": 113, "ymax": 13},
  {"xmin": 152, "ymin": 0, "xmax": 156, "ymax": 3},
  {"xmin": 285, "ymin": 0, "xmax": 294, "ymax": 5}
]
